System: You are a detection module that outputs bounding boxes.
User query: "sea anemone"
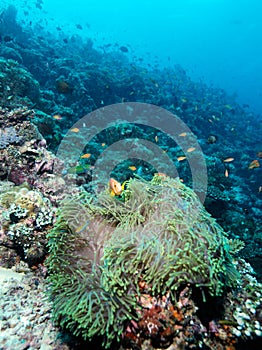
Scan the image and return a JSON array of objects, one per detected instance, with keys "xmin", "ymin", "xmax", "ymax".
[{"xmin": 46, "ymin": 175, "xmax": 239, "ymax": 347}]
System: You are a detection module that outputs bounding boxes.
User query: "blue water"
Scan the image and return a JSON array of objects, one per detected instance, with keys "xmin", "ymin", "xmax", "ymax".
[{"xmin": 10, "ymin": 0, "xmax": 261, "ymax": 115}]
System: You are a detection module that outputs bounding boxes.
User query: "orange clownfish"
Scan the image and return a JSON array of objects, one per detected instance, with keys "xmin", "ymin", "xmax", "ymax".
[{"xmin": 109, "ymin": 178, "xmax": 123, "ymax": 196}]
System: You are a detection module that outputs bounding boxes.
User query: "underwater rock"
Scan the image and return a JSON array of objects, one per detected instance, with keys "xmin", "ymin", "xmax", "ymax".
[
  {"xmin": 0, "ymin": 106, "xmax": 34, "ymax": 127},
  {"xmin": 20, "ymin": 49, "xmax": 44, "ymax": 68},
  {"xmin": 55, "ymin": 78, "xmax": 73, "ymax": 94},
  {"xmin": 0, "ymin": 183, "xmax": 55, "ymax": 266},
  {"xmin": 0, "ymin": 106, "xmax": 67, "ymax": 189},
  {"xmin": 45, "ymin": 175, "xmax": 262, "ymax": 349},
  {"xmin": 0, "ymin": 46, "xmax": 23, "ymax": 63},
  {"xmin": 33, "ymin": 174, "xmax": 77, "ymax": 205},
  {"xmin": 0, "ymin": 270, "xmax": 66, "ymax": 349},
  {"xmin": 0, "ymin": 126, "xmax": 21, "ymax": 149},
  {"xmin": 0, "ymin": 59, "xmax": 40, "ymax": 105}
]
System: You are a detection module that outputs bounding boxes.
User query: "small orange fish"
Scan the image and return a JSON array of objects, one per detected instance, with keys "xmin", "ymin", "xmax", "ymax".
[
  {"xmin": 225, "ymin": 169, "xmax": 229, "ymax": 177},
  {"xmin": 248, "ymin": 159, "xmax": 260, "ymax": 169},
  {"xmin": 128, "ymin": 166, "xmax": 137, "ymax": 171},
  {"xmin": 109, "ymin": 178, "xmax": 122, "ymax": 196},
  {"xmin": 101, "ymin": 143, "xmax": 106, "ymax": 147},
  {"xmin": 81, "ymin": 153, "xmax": 91, "ymax": 159},
  {"xmin": 156, "ymin": 172, "xmax": 167, "ymax": 178},
  {"xmin": 186, "ymin": 147, "xmax": 196, "ymax": 153},
  {"xmin": 53, "ymin": 114, "xmax": 62, "ymax": 120},
  {"xmin": 70, "ymin": 127, "xmax": 80, "ymax": 132},
  {"xmin": 223, "ymin": 157, "xmax": 234, "ymax": 163},
  {"xmin": 179, "ymin": 132, "xmax": 187, "ymax": 137},
  {"xmin": 177, "ymin": 156, "xmax": 187, "ymax": 161}
]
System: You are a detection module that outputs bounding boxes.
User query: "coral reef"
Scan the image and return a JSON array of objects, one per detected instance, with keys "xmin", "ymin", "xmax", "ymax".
[
  {"xmin": 0, "ymin": 105, "xmax": 81, "ymax": 272},
  {"xmin": 0, "ymin": 58, "xmax": 40, "ymax": 106},
  {"xmin": 0, "ymin": 106, "xmax": 72, "ymax": 201},
  {"xmin": 46, "ymin": 175, "xmax": 260, "ymax": 349},
  {"xmin": 0, "ymin": 3, "xmax": 261, "ymax": 348},
  {"xmin": 0, "ymin": 267, "xmax": 69, "ymax": 349},
  {"xmin": 0, "ymin": 183, "xmax": 54, "ymax": 266},
  {"xmin": 0, "ymin": 126, "xmax": 21, "ymax": 149},
  {"xmin": 122, "ymin": 258, "xmax": 262, "ymax": 350}
]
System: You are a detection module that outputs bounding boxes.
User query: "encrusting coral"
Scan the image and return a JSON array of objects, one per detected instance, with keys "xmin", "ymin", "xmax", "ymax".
[
  {"xmin": 46, "ymin": 175, "xmax": 243, "ymax": 348},
  {"xmin": 0, "ymin": 183, "xmax": 54, "ymax": 265}
]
